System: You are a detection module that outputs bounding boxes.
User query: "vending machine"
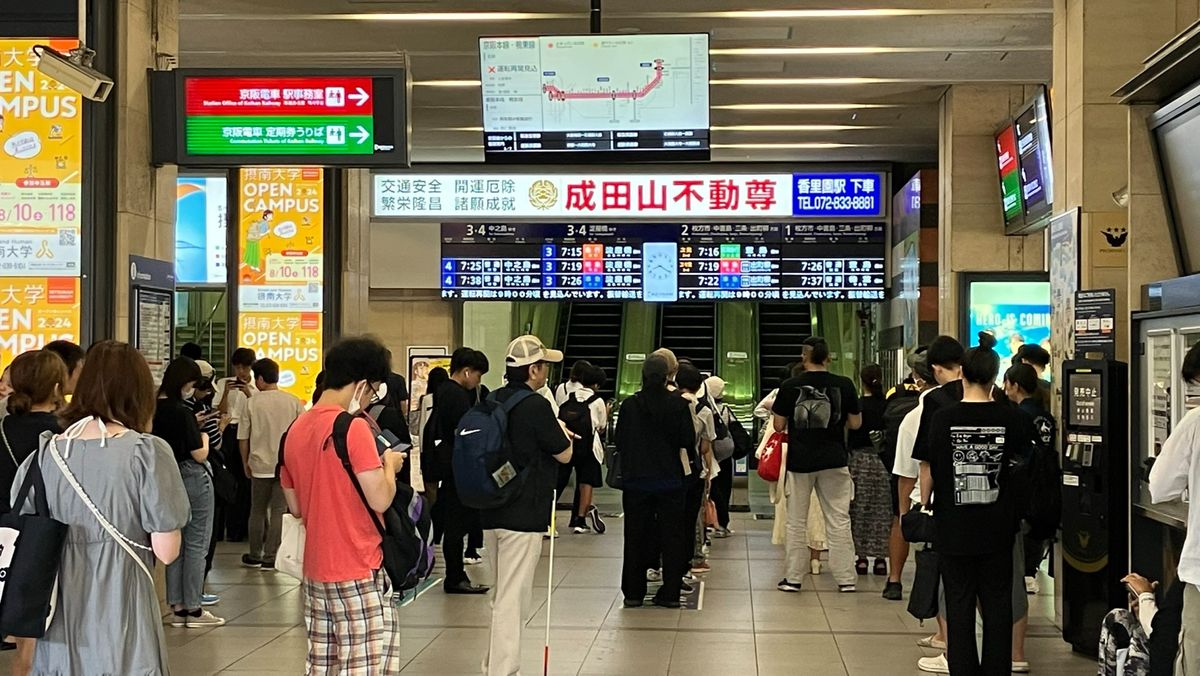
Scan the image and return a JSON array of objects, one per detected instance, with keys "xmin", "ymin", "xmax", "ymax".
[{"xmin": 1060, "ymin": 359, "xmax": 1128, "ymax": 655}]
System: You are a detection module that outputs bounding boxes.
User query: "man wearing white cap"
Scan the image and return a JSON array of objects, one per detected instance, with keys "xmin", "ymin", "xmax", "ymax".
[{"xmin": 480, "ymin": 335, "xmax": 574, "ymax": 676}]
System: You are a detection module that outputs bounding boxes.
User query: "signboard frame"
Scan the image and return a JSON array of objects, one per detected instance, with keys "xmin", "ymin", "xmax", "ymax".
[
  {"xmin": 152, "ymin": 66, "xmax": 412, "ymax": 167},
  {"xmin": 129, "ymin": 255, "xmax": 176, "ymax": 385}
]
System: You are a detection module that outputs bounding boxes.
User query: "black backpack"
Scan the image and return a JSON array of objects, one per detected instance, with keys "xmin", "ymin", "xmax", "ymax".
[
  {"xmin": 1023, "ymin": 417, "xmax": 1062, "ymax": 540},
  {"xmin": 880, "ymin": 389, "xmax": 921, "ymax": 460},
  {"xmin": 559, "ymin": 391, "xmax": 601, "ymax": 448}
]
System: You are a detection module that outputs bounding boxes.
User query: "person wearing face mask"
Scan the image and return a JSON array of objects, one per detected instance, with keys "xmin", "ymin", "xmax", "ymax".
[
  {"xmin": 237, "ymin": 358, "xmax": 305, "ymax": 570},
  {"xmin": 280, "ymin": 336, "xmax": 407, "ymax": 674},
  {"xmin": 431, "ymin": 347, "xmax": 492, "ymax": 594},
  {"xmin": 153, "ymin": 357, "xmax": 223, "ymax": 628}
]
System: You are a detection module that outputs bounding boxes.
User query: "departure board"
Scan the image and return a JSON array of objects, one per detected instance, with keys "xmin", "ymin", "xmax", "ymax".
[
  {"xmin": 440, "ymin": 222, "xmax": 885, "ymax": 301},
  {"xmin": 678, "ymin": 224, "xmax": 781, "ymax": 300}
]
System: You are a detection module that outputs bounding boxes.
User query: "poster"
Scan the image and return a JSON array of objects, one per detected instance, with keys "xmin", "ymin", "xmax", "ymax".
[
  {"xmin": 0, "ymin": 276, "xmax": 79, "ymax": 366},
  {"xmin": 0, "ymin": 39, "xmax": 83, "ymax": 277},
  {"xmin": 408, "ymin": 353, "xmax": 452, "ymax": 413},
  {"xmin": 237, "ymin": 167, "xmax": 323, "ymax": 312},
  {"xmin": 966, "ymin": 280, "xmax": 1051, "ymax": 378},
  {"xmin": 1048, "ymin": 209, "xmax": 1079, "ymax": 376},
  {"xmin": 237, "ymin": 311, "xmax": 323, "ymax": 401},
  {"xmin": 175, "ymin": 176, "xmax": 228, "ymax": 284},
  {"xmin": 1073, "ymin": 289, "xmax": 1116, "ymax": 360}
]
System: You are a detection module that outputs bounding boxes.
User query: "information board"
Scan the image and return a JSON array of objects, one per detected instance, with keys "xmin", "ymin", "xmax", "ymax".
[
  {"xmin": 1074, "ymin": 288, "xmax": 1116, "ymax": 360},
  {"xmin": 440, "ymin": 222, "xmax": 885, "ymax": 302},
  {"xmin": 0, "ymin": 39, "xmax": 83, "ymax": 277},
  {"xmin": 480, "ymin": 34, "xmax": 709, "ymax": 162}
]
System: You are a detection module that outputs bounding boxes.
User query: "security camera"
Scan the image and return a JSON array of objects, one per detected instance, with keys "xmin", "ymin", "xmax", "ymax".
[{"xmin": 34, "ymin": 44, "xmax": 113, "ymax": 103}]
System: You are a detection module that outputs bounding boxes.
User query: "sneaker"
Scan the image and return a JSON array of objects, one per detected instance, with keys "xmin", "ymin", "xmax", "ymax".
[
  {"xmin": 691, "ymin": 561, "xmax": 711, "ymax": 574},
  {"xmin": 682, "ymin": 572, "xmax": 699, "ymax": 585},
  {"xmin": 1012, "ymin": 660, "xmax": 1031, "ymax": 673},
  {"xmin": 464, "ymin": 555, "xmax": 483, "ymax": 565},
  {"xmin": 712, "ymin": 527, "xmax": 733, "ymax": 539},
  {"xmin": 587, "ymin": 505, "xmax": 606, "ymax": 534},
  {"xmin": 187, "ymin": 610, "xmax": 226, "ymax": 628},
  {"xmin": 881, "ymin": 582, "xmax": 903, "ymax": 601},
  {"xmin": 680, "ymin": 581, "xmax": 696, "ymax": 595},
  {"xmin": 240, "ymin": 554, "xmax": 264, "ymax": 569},
  {"xmin": 201, "ymin": 593, "xmax": 220, "ymax": 606},
  {"xmin": 572, "ymin": 525, "xmax": 590, "ymax": 535},
  {"xmin": 646, "ymin": 569, "xmax": 662, "ymax": 583},
  {"xmin": 1025, "ymin": 576, "xmax": 1040, "ymax": 595},
  {"xmin": 838, "ymin": 584, "xmax": 856, "ymax": 593},
  {"xmin": 917, "ymin": 635, "xmax": 947, "ymax": 651},
  {"xmin": 169, "ymin": 611, "xmax": 189, "ymax": 628},
  {"xmin": 777, "ymin": 579, "xmax": 803, "ymax": 593},
  {"xmin": 917, "ymin": 653, "xmax": 950, "ymax": 674},
  {"xmin": 260, "ymin": 558, "xmax": 275, "ymax": 571}
]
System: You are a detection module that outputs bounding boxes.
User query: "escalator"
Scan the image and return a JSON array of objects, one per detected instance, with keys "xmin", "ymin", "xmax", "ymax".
[
  {"xmin": 657, "ymin": 302, "xmax": 717, "ymax": 375},
  {"xmin": 757, "ymin": 302, "xmax": 813, "ymax": 398},
  {"xmin": 556, "ymin": 302, "xmax": 623, "ymax": 399}
]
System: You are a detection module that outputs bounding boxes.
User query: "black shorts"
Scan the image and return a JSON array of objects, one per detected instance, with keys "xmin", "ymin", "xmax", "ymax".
[
  {"xmin": 890, "ymin": 474, "xmax": 902, "ymax": 517},
  {"xmin": 558, "ymin": 444, "xmax": 603, "ymax": 488}
]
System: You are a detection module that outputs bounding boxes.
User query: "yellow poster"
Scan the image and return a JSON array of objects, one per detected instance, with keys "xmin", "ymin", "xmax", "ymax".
[
  {"xmin": 237, "ymin": 167, "xmax": 323, "ymax": 312},
  {"xmin": 0, "ymin": 39, "xmax": 83, "ymax": 277},
  {"xmin": 237, "ymin": 311, "xmax": 323, "ymax": 401},
  {"xmin": 408, "ymin": 354, "xmax": 452, "ymax": 412},
  {"xmin": 0, "ymin": 276, "xmax": 80, "ymax": 366}
]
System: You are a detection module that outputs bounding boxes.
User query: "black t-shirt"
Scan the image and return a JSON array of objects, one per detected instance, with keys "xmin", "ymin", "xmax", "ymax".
[
  {"xmin": 1018, "ymin": 398, "xmax": 1057, "ymax": 457},
  {"xmin": 480, "ymin": 384, "xmax": 570, "ymax": 533},
  {"xmin": 431, "ymin": 380, "xmax": 477, "ymax": 479},
  {"xmin": 911, "ymin": 380, "xmax": 1007, "ymax": 463},
  {"xmin": 848, "ymin": 394, "xmax": 886, "ymax": 450},
  {"xmin": 0, "ymin": 412, "xmax": 62, "ymax": 511},
  {"xmin": 771, "ymin": 371, "xmax": 860, "ymax": 473},
  {"xmin": 153, "ymin": 399, "xmax": 205, "ymax": 464},
  {"xmin": 917, "ymin": 401, "xmax": 1031, "ymax": 555}
]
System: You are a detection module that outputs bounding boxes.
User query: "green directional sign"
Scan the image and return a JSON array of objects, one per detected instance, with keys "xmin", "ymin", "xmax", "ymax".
[{"xmin": 186, "ymin": 115, "xmax": 375, "ymax": 155}]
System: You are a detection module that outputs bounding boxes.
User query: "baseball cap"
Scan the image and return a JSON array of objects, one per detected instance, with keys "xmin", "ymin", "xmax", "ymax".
[
  {"xmin": 505, "ymin": 335, "xmax": 564, "ymax": 368},
  {"xmin": 194, "ymin": 359, "xmax": 215, "ymax": 389}
]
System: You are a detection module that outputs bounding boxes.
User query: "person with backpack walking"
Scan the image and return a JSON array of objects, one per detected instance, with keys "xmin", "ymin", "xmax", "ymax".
[
  {"xmin": 915, "ymin": 333, "xmax": 1033, "ymax": 676},
  {"xmin": 772, "ymin": 337, "xmax": 862, "ymax": 593},
  {"xmin": 237, "ymin": 358, "xmax": 305, "ymax": 570},
  {"xmin": 556, "ymin": 363, "xmax": 608, "ymax": 534},
  {"xmin": 849, "ymin": 364, "xmax": 891, "ymax": 578},
  {"xmin": 468, "ymin": 335, "xmax": 573, "ymax": 676},
  {"xmin": 279, "ymin": 336, "xmax": 407, "ymax": 674}
]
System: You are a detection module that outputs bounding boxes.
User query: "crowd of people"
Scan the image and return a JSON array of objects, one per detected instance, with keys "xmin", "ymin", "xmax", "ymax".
[{"xmin": 2, "ymin": 329, "xmax": 1196, "ymax": 676}]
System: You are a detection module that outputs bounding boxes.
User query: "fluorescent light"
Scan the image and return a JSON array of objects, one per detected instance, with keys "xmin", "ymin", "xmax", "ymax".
[
  {"xmin": 333, "ymin": 12, "xmax": 568, "ymax": 21},
  {"xmin": 413, "ymin": 80, "xmax": 481, "ymax": 87},
  {"xmin": 712, "ymin": 77, "xmax": 893, "ymax": 85},
  {"xmin": 712, "ymin": 103, "xmax": 893, "ymax": 111},
  {"xmin": 710, "ymin": 45, "xmax": 1050, "ymax": 56},
  {"xmin": 712, "ymin": 124, "xmax": 875, "ymax": 131},
  {"xmin": 712, "ymin": 142, "xmax": 855, "ymax": 149},
  {"xmin": 626, "ymin": 8, "xmax": 1050, "ymax": 18}
]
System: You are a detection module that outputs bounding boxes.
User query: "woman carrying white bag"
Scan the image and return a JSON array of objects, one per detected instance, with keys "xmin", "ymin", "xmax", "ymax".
[{"xmin": 10, "ymin": 341, "xmax": 190, "ymax": 675}]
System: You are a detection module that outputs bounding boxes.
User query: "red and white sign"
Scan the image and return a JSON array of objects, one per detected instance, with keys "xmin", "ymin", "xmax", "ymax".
[
  {"xmin": 373, "ymin": 173, "xmax": 793, "ymax": 219},
  {"xmin": 184, "ymin": 76, "xmax": 374, "ymax": 115}
]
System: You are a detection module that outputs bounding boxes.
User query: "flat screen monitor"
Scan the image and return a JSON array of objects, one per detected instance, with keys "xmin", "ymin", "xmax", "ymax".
[
  {"xmin": 962, "ymin": 275, "xmax": 1051, "ymax": 382},
  {"xmin": 995, "ymin": 124, "xmax": 1024, "ymax": 229},
  {"xmin": 479, "ymin": 34, "xmax": 710, "ymax": 163},
  {"xmin": 1152, "ymin": 82, "xmax": 1200, "ymax": 274},
  {"xmin": 1012, "ymin": 89, "xmax": 1054, "ymax": 233}
]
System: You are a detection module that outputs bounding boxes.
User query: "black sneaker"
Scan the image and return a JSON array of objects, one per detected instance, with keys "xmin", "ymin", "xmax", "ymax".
[
  {"xmin": 241, "ymin": 554, "xmax": 264, "ymax": 569},
  {"xmin": 588, "ymin": 505, "xmax": 607, "ymax": 534},
  {"xmin": 260, "ymin": 558, "xmax": 276, "ymax": 571},
  {"xmin": 623, "ymin": 598, "xmax": 644, "ymax": 608},
  {"xmin": 650, "ymin": 596, "xmax": 681, "ymax": 609},
  {"xmin": 680, "ymin": 581, "xmax": 696, "ymax": 595},
  {"xmin": 882, "ymin": 581, "xmax": 903, "ymax": 601}
]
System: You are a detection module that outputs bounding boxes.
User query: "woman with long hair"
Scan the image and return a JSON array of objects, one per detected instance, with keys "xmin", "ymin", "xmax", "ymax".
[
  {"xmin": 10, "ymin": 341, "xmax": 189, "ymax": 673},
  {"xmin": 154, "ymin": 356, "xmax": 223, "ymax": 628},
  {"xmin": 848, "ymin": 364, "xmax": 892, "ymax": 576}
]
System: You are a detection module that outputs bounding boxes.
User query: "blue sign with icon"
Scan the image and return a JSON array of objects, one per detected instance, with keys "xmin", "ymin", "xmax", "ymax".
[{"xmin": 791, "ymin": 172, "xmax": 885, "ymax": 218}]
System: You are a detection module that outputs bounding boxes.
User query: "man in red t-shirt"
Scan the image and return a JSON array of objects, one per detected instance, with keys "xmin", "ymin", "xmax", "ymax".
[{"xmin": 281, "ymin": 337, "xmax": 406, "ymax": 674}]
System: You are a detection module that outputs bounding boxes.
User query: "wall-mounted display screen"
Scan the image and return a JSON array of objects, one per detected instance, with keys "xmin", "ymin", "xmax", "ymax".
[
  {"xmin": 1015, "ymin": 92, "xmax": 1054, "ymax": 226},
  {"xmin": 995, "ymin": 124, "xmax": 1023, "ymax": 228},
  {"xmin": 175, "ymin": 176, "xmax": 228, "ymax": 285},
  {"xmin": 1151, "ymin": 85, "xmax": 1200, "ymax": 274},
  {"xmin": 964, "ymin": 278, "xmax": 1052, "ymax": 379},
  {"xmin": 479, "ymin": 34, "xmax": 709, "ymax": 162},
  {"xmin": 440, "ymin": 222, "xmax": 885, "ymax": 302}
]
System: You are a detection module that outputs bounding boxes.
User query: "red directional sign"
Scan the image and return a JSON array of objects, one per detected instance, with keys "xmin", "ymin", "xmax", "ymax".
[{"xmin": 184, "ymin": 76, "xmax": 374, "ymax": 116}]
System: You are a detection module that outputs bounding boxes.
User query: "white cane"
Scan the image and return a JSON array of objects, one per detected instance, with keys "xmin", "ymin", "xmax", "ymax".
[{"xmin": 544, "ymin": 490, "xmax": 556, "ymax": 676}]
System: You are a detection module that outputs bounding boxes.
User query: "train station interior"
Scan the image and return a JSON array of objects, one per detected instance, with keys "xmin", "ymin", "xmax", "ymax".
[{"xmin": 3, "ymin": 0, "xmax": 1200, "ymax": 674}]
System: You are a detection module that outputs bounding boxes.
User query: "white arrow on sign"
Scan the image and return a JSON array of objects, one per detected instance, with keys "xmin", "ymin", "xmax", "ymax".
[
  {"xmin": 351, "ymin": 125, "xmax": 370, "ymax": 145},
  {"xmin": 350, "ymin": 87, "xmax": 370, "ymax": 107}
]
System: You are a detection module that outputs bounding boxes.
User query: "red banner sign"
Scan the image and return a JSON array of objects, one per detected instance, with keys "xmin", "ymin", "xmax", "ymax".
[{"xmin": 184, "ymin": 76, "xmax": 374, "ymax": 116}]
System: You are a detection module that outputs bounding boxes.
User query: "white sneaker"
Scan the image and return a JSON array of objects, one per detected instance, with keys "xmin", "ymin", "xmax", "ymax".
[
  {"xmin": 646, "ymin": 568, "xmax": 662, "ymax": 583},
  {"xmin": 917, "ymin": 653, "xmax": 950, "ymax": 674},
  {"xmin": 187, "ymin": 610, "xmax": 226, "ymax": 628},
  {"xmin": 1025, "ymin": 575, "xmax": 1040, "ymax": 595},
  {"xmin": 916, "ymin": 634, "xmax": 947, "ymax": 651}
]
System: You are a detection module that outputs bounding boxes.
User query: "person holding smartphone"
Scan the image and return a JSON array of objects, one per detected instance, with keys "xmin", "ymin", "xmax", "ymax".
[{"xmin": 215, "ymin": 348, "xmax": 258, "ymax": 541}]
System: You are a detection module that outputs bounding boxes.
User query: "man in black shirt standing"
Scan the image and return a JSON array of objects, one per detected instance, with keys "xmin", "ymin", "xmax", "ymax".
[
  {"xmin": 772, "ymin": 337, "xmax": 862, "ymax": 593},
  {"xmin": 480, "ymin": 335, "xmax": 572, "ymax": 676},
  {"xmin": 433, "ymin": 347, "xmax": 491, "ymax": 594}
]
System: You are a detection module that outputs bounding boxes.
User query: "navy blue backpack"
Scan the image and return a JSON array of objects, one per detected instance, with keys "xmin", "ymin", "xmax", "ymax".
[{"xmin": 453, "ymin": 389, "xmax": 536, "ymax": 510}]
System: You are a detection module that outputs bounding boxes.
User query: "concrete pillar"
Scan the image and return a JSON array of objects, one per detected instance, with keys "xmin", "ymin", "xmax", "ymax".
[
  {"xmin": 112, "ymin": 0, "xmax": 178, "ymax": 341},
  {"xmin": 1051, "ymin": 0, "xmax": 1181, "ymax": 357},
  {"xmin": 341, "ymin": 168, "xmax": 372, "ymax": 335},
  {"xmin": 937, "ymin": 84, "xmax": 1047, "ymax": 335}
]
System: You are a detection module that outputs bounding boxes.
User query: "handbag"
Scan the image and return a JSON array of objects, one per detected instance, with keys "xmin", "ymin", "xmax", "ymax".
[
  {"xmin": 605, "ymin": 443, "xmax": 623, "ymax": 490},
  {"xmin": 207, "ymin": 447, "xmax": 238, "ymax": 504},
  {"xmin": 901, "ymin": 507, "xmax": 937, "ymax": 544},
  {"xmin": 277, "ymin": 514, "xmax": 305, "ymax": 580},
  {"xmin": 0, "ymin": 440, "xmax": 67, "ymax": 639},
  {"xmin": 907, "ymin": 546, "xmax": 941, "ymax": 621},
  {"xmin": 756, "ymin": 431, "xmax": 788, "ymax": 483},
  {"xmin": 703, "ymin": 499, "xmax": 718, "ymax": 528}
]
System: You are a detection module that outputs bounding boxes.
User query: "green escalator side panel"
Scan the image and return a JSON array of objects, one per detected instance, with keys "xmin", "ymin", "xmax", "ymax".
[
  {"xmin": 715, "ymin": 303, "xmax": 757, "ymax": 419},
  {"xmin": 812, "ymin": 303, "xmax": 863, "ymax": 381},
  {"xmin": 511, "ymin": 301, "xmax": 561, "ymax": 346},
  {"xmin": 616, "ymin": 302, "xmax": 658, "ymax": 401}
]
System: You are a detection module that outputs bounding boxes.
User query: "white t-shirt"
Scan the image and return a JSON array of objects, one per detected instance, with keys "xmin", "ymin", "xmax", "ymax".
[
  {"xmin": 892, "ymin": 388, "xmax": 936, "ymax": 505},
  {"xmin": 237, "ymin": 388, "xmax": 305, "ymax": 478},
  {"xmin": 537, "ymin": 384, "xmax": 561, "ymax": 417},
  {"xmin": 553, "ymin": 381, "xmax": 582, "ymax": 407},
  {"xmin": 682, "ymin": 391, "xmax": 718, "ymax": 477},
  {"xmin": 1150, "ymin": 406, "xmax": 1200, "ymax": 585}
]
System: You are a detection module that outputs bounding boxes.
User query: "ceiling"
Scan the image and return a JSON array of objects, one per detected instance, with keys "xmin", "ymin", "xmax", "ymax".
[{"xmin": 177, "ymin": 0, "xmax": 1052, "ymax": 165}]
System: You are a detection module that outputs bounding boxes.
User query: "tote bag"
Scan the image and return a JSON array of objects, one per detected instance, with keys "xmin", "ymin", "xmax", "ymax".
[
  {"xmin": 0, "ymin": 441, "xmax": 67, "ymax": 638},
  {"xmin": 756, "ymin": 431, "xmax": 788, "ymax": 483},
  {"xmin": 277, "ymin": 514, "xmax": 305, "ymax": 580}
]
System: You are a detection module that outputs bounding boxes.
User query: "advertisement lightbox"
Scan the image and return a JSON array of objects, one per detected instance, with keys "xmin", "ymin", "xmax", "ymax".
[{"xmin": 963, "ymin": 275, "xmax": 1052, "ymax": 381}]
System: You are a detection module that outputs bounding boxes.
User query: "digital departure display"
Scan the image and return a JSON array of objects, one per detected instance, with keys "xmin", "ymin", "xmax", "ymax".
[
  {"xmin": 1014, "ymin": 92, "xmax": 1053, "ymax": 226},
  {"xmin": 440, "ymin": 222, "xmax": 885, "ymax": 302},
  {"xmin": 479, "ymin": 34, "xmax": 710, "ymax": 162},
  {"xmin": 995, "ymin": 124, "xmax": 1023, "ymax": 228}
]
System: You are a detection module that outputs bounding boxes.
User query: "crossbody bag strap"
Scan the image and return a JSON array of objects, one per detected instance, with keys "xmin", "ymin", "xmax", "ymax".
[
  {"xmin": 330, "ymin": 413, "xmax": 387, "ymax": 537},
  {"xmin": 0, "ymin": 418, "xmax": 17, "ymax": 468},
  {"xmin": 47, "ymin": 435, "xmax": 154, "ymax": 584}
]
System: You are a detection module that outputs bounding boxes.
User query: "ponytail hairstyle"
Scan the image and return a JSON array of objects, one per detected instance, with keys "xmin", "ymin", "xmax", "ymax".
[
  {"xmin": 961, "ymin": 332, "xmax": 1001, "ymax": 385},
  {"xmin": 861, "ymin": 364, "xmax": 884, "ymax": 398}
]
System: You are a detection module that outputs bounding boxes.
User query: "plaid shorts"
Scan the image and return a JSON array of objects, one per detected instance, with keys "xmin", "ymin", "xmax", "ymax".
[{"xmin": 302, "ymin": 569, "xmax": 400, "ymax": 675}]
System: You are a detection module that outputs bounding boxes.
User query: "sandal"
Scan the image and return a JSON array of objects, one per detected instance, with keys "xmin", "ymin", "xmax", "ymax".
[
  {"xmin": 855, "ymin": 558, "xmax": 869, "ymax": 575},
  {"xmin": 873, "ymin": 559, "xmax": 887, "ymax": 576}
]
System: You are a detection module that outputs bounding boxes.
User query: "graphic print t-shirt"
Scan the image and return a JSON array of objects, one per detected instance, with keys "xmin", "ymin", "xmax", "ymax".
[
  {"xmin": 771, "ymin": 371, "xmax": 860, "ymax": 473},
  {"xmin": 921, "ymin": 401, "xmax": 1032, "ymax": 556}
]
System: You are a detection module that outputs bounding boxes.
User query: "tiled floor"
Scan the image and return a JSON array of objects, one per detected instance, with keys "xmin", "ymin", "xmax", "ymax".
[{"xmin": 10, "ymin": 486, "xmax": 1099, "ymax": 675}]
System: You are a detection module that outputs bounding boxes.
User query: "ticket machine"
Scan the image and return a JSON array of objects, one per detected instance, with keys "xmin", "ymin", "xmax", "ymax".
[{"xmin": 1060, "ymin": 359, "xmax": 1128, "ymax": 654}]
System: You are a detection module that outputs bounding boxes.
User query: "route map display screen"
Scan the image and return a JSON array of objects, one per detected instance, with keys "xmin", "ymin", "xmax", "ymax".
[
  {"xmin": 479, "ymin": 34, "xmax": 710, "ymax": 162},
  {"xmin": 440, "ymin": 222, "xmax": 885, "ymax": 301}
]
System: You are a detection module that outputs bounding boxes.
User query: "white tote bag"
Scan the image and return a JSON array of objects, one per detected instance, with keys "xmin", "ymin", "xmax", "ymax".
[{"xmin": 277, "ymin": 514, "xmax": 305, "ymax": 581}]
